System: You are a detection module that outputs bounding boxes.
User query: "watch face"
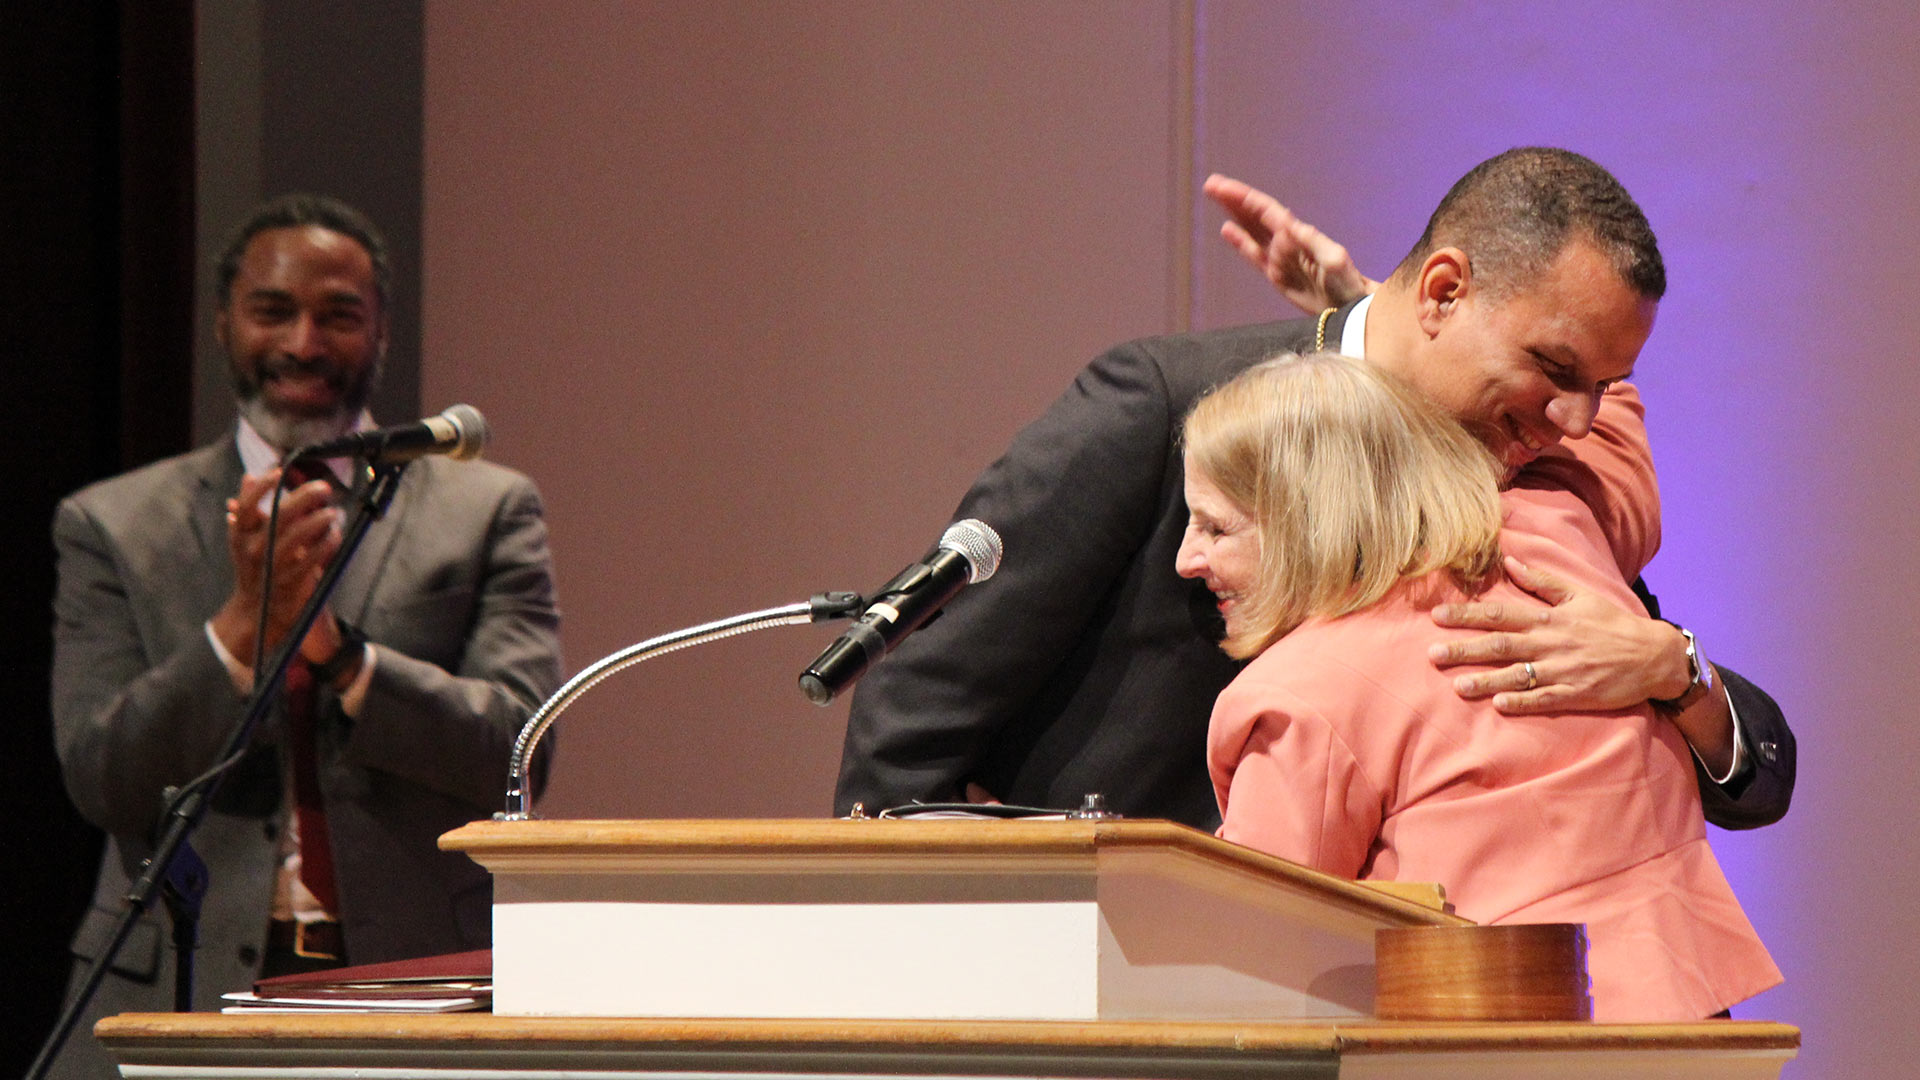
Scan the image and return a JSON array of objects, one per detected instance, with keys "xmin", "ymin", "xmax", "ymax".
[{"xmin": 1680, "ymin": 628, "xmax": 1704, "ymax": 683}]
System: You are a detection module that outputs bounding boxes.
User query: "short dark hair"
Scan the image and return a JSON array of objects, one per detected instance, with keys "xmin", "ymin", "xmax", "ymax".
[
  {"xmin": 215, "ymin": 193, "xmax": 391, "ymax": 309},
  {"xmin": 1393, "ymin": 147, "xmax": 1665, "ymax": 301}
]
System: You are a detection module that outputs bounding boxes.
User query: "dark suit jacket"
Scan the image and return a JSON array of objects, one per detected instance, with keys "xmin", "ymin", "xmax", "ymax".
[
  {"xmin": 49, "ymin": 439, "xmax": 561, "ymax": 1079},
  {"xmin": 835, "ymin": 311, "xmax": 1794, "ymax": 831}
]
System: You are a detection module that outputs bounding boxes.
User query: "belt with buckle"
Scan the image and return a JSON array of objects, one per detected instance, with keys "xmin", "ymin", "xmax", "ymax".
[{"xmin": 267, "ymin": 919, "xmax": 344, "ymax": 961}]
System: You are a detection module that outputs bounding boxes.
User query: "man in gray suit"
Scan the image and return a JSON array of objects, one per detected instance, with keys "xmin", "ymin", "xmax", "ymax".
[{"xmin": 48, "ymin": 195, "xmax": 561, "ymax": 1077}]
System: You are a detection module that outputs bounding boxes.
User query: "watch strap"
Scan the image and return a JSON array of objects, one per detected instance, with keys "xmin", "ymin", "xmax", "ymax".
[
  {"xmin": 1655, "ymin": 624, "xmax": 1714, "ymax": 711},
  {"xmin": 312, "ymin": 620, "xmax": 368, "ymax": 687}
]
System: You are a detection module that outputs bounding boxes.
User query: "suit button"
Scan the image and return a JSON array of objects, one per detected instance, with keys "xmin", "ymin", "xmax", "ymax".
[
  {"xmin": 1758, "ymin": 741, "xmax": 1779, "ymax": 763},
  {"xmin": 238, "ymin": 944, "xmax": 259, "ymax": 966}
]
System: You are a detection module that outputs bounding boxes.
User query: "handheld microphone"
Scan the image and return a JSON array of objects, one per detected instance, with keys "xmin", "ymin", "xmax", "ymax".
[
  {"xmin": 292, "ymin": 404, "xmax": 490, "ymax": 463},
  {"xmin": 799, "ymin": 519, "xmax": 1002, "ymax": 705}
]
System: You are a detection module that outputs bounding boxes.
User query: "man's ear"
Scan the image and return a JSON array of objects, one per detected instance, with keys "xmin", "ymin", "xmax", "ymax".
[
  {"xmin": 1414, "ymin": 247, "xmax": 1471, "ymax": 336},
  {"xmin": 213, "ymin": 306, "xmax": 230, "ymax": 351}
]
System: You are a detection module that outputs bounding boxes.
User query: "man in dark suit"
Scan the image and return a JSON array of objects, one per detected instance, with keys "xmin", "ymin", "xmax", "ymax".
[
  {"xmin": 48, "ymin": 195, "xmax": 561, "ymax": 1078},
  {"xmin": 835, "ymin": 148, "xmax": 1793, "ymax": 832}
]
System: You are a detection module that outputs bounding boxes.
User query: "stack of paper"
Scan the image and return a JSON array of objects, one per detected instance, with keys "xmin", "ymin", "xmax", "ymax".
[{"xmin": 222, "ymin": 949, "xmax": 492, "ymax": 1013}]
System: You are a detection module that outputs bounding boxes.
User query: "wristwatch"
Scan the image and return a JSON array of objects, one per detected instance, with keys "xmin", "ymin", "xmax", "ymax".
[
  {"xmin": 1654, "ymin": 624, "xmax": 1715, "ymax": 712},
  {"xmin": 312, "ymin": 619, "xmax": 369, "ymax": 688}
]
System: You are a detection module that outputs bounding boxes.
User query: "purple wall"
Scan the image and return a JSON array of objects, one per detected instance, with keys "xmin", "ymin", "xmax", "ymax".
[{"xmin": 1194, "ymin": 6, "xmax": 1920, "ymax": 1071}]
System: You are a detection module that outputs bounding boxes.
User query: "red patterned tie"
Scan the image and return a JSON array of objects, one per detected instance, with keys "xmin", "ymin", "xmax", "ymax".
[{"xmin": 280, "ymin": 462, "xmax": 339, "ymax": 914}]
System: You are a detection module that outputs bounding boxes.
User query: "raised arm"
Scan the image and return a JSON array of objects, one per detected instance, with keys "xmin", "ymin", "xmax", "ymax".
[
  {"xmin": 53, "ymin": 458, "xmax": 562, "ymax": 849},
  {"xmin": 334, "ymin": 465, "xmax": 562, "ymax": 811},
  {"xmin": 52, "ymin": 491, "xmax": 256, "ymax": 843},
  {"xmin": 1203, "ymin": 173, "xmax": 1377, "ymax": 314}
]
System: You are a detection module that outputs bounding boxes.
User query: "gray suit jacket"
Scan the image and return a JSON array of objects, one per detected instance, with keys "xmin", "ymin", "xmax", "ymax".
[{"xmin": 49, "ymin": 439, "xmax": 560, "ymax": 1078}]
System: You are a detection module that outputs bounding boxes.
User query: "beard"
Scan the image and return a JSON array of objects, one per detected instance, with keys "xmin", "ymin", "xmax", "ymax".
[{"xmin": 230, "ymin": 350, "xmax": 382, "ymax": 452}]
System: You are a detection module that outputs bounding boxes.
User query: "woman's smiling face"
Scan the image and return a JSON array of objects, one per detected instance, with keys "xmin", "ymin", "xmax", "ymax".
[{"xmin": 1175, "ymin": 455, "xmax": 1260, "ymax": 637}]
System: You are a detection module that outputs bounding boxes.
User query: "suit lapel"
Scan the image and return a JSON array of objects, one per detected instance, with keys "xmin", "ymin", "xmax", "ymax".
[
  {"xmin": 188, "ymin": 443, "xmax": 246, "ymax": 610},
  {"xmin": 331, "ymin": 461, "xmax": 414, "ymax": 626}
]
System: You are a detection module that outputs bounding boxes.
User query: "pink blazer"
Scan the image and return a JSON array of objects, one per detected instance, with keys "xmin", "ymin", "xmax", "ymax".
[{"xmin": 1209, "ymin": 387, "xmax": 1780, "ymax": 1021}]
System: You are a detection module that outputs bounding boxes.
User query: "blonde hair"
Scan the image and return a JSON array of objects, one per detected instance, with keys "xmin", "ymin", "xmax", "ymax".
[{"xmin": 1182, "ymin": 352, "xmax": 1504, "ymax": 659}]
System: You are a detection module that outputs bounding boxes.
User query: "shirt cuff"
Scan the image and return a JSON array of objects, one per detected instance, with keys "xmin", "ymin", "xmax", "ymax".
[
  {"xmin": 202, "ymin": 621, "xmax": 377, "ymax": 717},
  {"xmin": 335, "ymin": 644, "xmax": 377, "ymax": 715},
  {"xmin": 205, "ymin": 621, "xmax": 254, "ymax": 694}
]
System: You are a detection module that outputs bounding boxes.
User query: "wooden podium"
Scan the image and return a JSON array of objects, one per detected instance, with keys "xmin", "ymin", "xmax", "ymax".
[
  {"xmin": 450, "ymin": 817, "xmax": 1462, "ymax": 1020},
  {"xmin": 93, "ymin": 817, "xmax": 1799, "ymax": 1079}
]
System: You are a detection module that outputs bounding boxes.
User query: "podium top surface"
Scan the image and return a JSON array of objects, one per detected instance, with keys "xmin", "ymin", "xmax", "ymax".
[{"xmin": 441, "ymin": 817, "xmax": 1467, "ymax": 927}]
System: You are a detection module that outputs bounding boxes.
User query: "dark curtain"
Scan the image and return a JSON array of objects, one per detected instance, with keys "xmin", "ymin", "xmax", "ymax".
[{"xmin": 2, "ymin": 3, "xmax": 195, "ymax": 1072}]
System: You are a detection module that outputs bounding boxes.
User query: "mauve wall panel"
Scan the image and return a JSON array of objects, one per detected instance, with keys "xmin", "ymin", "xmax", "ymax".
[{"xmin": 422, "ymin": 0, "xmax": 1184, "ymax": 820}]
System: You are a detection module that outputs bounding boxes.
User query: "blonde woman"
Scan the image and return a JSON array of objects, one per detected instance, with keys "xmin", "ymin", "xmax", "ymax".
[{"xmin": 1178, "ymin": 352, "xmax": 1778, "ymax": 1021}]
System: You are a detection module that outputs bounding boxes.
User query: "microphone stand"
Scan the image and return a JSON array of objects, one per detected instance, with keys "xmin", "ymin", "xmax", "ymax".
[
  {"xmin": 498, "ymin": 591, "xmax": 865, "ymax": 821},
  {"xmin": 28, "ymin": 461, "xmax": 408, "ymax": 1080}
]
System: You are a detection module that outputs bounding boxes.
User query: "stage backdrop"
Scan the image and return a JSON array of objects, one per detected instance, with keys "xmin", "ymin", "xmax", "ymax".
[{"xmin": 417, "ymin": 3, "xmax": 1916, "ymax": 1077}]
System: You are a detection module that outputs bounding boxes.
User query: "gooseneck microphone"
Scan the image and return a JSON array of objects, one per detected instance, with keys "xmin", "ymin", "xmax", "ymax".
[
  {"xmin": 292, "ymin": 404, "xmax": 490, "ymax": 463},
  {"xmin": 799, "ymin": 519, "xmax": 1002, "ymax": 705}
]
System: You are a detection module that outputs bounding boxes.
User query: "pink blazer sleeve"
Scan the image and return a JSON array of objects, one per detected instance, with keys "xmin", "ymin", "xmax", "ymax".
[
  {"xmin": 1210, "ymin": 674, "xmax": 1382, "ymax": 877},
  {"xmin": 1511, "ymin": 383, "xmax": 1661, "ymax": 580}
]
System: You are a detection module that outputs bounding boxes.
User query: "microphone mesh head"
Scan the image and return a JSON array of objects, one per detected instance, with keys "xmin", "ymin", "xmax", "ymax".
[
  {"xmin": 443, "ymin": 404, "xmax": 490, "ymax": 460},
  {"xmin": 940, "ymin": 519, "xmax": 1003, "ymax": 583}
]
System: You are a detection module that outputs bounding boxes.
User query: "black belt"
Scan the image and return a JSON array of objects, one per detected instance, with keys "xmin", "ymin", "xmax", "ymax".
[{"xmin": 266, "ymin": 919, "xmax": 344, "ymax": 961}]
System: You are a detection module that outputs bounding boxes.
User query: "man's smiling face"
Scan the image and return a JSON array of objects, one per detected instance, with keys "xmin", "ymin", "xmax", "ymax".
[
  {"xmin": 1400, "ymin": 238, "xmax": 1656, "ymax": 475},
  {"xmin": 216, "ymin": 224, "xmax": 386, "ymax": 449}
]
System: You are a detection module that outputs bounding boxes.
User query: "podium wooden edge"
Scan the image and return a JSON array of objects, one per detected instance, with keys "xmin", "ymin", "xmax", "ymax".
[
  {"xmin": 439, "ymin": 817, "xmax": 1468, "ymax": 928},
  {"xmin": 95, "ymin": 1011, "xmax": 1802, "ymax": 1055}
]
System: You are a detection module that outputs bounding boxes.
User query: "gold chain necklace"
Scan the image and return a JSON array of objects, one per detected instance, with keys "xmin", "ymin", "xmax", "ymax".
[{"xmin": 1314, "ymin": 306, "xmax": 1335, "ymax": 351}]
